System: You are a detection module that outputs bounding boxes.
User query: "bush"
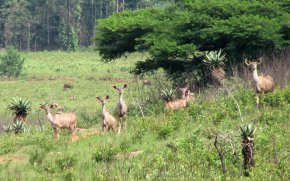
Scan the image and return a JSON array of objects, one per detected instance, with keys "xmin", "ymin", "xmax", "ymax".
[{"xmin": 0, "ymin": 47, "xmax": 24, "ymax": 78}]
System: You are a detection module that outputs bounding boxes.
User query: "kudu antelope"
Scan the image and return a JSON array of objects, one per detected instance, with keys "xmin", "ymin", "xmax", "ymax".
[
  {"xmin": 165, "ymin": 89, "xmax": 191, "ymax": 110},
  {"xmin": 113, "ymin": 84, "xmax": 128, "ymax": 134},
  {"xmin": 178, "ymin": 86, "xmax": 195, "ymax": 101},
  {"xmin": 245, "ymin": 58, "xmax": 274, "ymax": 108},
  {"xmin": 49, "ymin": 103, "xmax": 64, "ymax": 112},
  {"xmin": 40, "ymin": 103, "xmax": 77, "ymax": 141},
  {"xmin": 96, "ymin": 96, "xmax": 116, "ymax": 133}
]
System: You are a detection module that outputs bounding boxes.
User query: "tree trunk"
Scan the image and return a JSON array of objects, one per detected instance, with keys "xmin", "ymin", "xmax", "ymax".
[
  {"xmin": 116, "ymin": 0, "xmax": 119, "ymax": 12},
  {"xmin": 47, "ymin": 9, "xmax": 50, "ymax": 50},
  {"xmin": 242, "ymin": 140, "xmax": 255, "ymax": 176},
  {"xmin": 27, "ymin": 22, "xmax": 31, "ymax": 51}
]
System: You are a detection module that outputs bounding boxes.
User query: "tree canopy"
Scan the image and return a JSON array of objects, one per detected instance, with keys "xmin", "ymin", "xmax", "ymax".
[{"xmin": 95, "ymin": 0, "xmax": 290, "ymax": 83}]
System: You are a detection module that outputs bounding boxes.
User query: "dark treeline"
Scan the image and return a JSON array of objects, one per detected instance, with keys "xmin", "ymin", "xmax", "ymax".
[{"xmin": 0, "ymin": 0, "xmax": 167, "ymax": 51}]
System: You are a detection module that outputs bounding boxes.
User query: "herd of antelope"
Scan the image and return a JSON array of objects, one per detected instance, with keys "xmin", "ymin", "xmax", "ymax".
[{"xmin": 38, "ymin": 59, "xmax": 274, "ymax": 141}]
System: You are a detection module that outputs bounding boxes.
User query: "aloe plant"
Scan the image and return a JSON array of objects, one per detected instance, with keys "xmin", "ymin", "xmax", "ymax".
[
  {"xmin": 13, "ymin": 120, "xmax": 26, "ymax": 134},
  {"xmin": 3, "ymin": 124, "xmax": 13, "ymax": 133},
  {"xmin": 8, "ymin": 97, "xmax": 31, "ymax": 122},
  {"xmin": 203, "ymin": 50, "xmax": 226, "ymax": 67},
  {"xmin": 161, "ymin": 88, "xmax": 176, "ymax": 102},
  {"xmin": 3, "ymin": 121, "xmax": 29, "ymax": 134},
  {"xmin": 239, "ymin": 123, "xmax": 256, "ymax": 175},
  {"xmin": 203, "ymin": 50, "xmax": 226, "ymax": 84},
  {"xmin": 239, "ymin": 123, "xmax": 256, "ymax": 141}
]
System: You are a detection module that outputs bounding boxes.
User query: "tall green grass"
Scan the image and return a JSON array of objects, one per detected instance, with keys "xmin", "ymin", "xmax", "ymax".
[{"xmin": 0, "ymin": 51, "xmax": 289, "ymax": 180}]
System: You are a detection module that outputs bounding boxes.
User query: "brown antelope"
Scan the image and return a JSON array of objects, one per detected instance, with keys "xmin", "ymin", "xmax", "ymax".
[
  {"xmin": 165, "ymin": 89, "xmax": 191, "ymax": 110},
  {"xmin": 245, "ymin": 58, "xmax": 274, "ymax": 108},
  {"xmin": 96, "ymin": 96, "xmax": 116, "ymax": 133},
  {"xmin": 113, "ymin": 84, "xmax": 128, "ymax": 134},
  {"xmin": 178, "ymin": 86, "xmax": 195, "ymax": 101},
  {"xmin": 40, "ymin": 104, "xmax": 77, "ymax": 141},
  {"xmin": 143, "ymin": 80, "xmax": 151, "ymax": 86},
  {"xmin": 49, "ymin": 103, "xmax": 64, "ymax": 112}
]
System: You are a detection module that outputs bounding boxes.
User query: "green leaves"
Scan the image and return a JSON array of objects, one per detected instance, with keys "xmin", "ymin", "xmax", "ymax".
[
  {"xmin": 0, "ymin": 47, "xmax": 24, "ymax": 78},
  {"xmin": 202, "ymin": 50, "xmax": 226, "ymax": 68},
  {"xmin": 8, "ymin": 97, "xmax": 32, "ymax": 117},
  {"xmin": 161, "ymin": 88, "xmax": 176, "ymax": 102},
  {"xmin": 3, "ymin": 120, "xmax": 30, "ymax": 134},
  {"xmin": 96, "ymin": 0, "xmax": 290, "ymax": 86},
  {"xmin": 239, "ymin": 123, "xmax": 256, "ymax": 141}
]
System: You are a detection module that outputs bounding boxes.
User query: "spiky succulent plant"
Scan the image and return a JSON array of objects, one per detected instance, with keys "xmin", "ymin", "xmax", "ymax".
[
  {"xmin": 202, "ymin": 50, "xmax": 226, "ymax": 68},
  {"xmin": 13, "ymin": 120, "xmax": 26, "ymax": 134},
  {"xmin": 8, "ymin": 97, "xmax": 31, "ymax": 121},
  {"xmin": 239, "ymin": 123, "xmax": 256, "ymax": 141},
  {"xmin": 203, "ymin": 50, "xmax": 226, "ymax": 84},
  {"xmin": 161, "ymin": 88, "xmax": 176, "ymax": 102},
  {"xmin": 3, "ymin": 124, "xmax": 13, "ymax": 133}
]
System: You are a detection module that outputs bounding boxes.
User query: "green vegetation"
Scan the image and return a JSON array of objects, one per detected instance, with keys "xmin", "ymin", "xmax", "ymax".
[
  {"xmin": 8, "ymin": 97, "xmax": 31, "ymax": 122},
  {"xmin": 202, "ymin": 50, "xmax": 226, "ymax": 84},
  {"xmin": 0, "ymin": 47, "xmax": 24, "ymax": 78},
  {"xmin": 96, "ymin": 0, "xmax": 290, "ymax": 85},
  {"xmin": 0, "ymin": 0, "xmax": 168, "ymax": 50},
  {"xmin": 0, "ymin": 51, "xmax": 288, "ymax": 180}
]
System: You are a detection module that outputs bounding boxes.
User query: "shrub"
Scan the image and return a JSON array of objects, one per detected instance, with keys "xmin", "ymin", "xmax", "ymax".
[
  {"xmin": 29, "ymin": 149, "xmax": 47, "ymax": 166},
  {"xmin": 0, "ymin": 47, "xmax": 24, "ymax": 78},
  {"xmin": 92, "ymin": 144, "xmax": 118, "ymax": 163}
]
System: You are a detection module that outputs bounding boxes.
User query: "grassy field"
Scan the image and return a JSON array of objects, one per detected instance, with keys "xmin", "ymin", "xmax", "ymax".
[{"xmin": 0, "ymin": 51, "xmax": 289, "ymax": 180}]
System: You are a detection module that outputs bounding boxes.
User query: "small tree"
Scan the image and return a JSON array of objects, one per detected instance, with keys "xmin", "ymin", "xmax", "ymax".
[
  {"xmin": 239, "ymin": 123, "xmax": 256, "ymax": 176},
  {"xmin": 203, "ymin": 50, "xmax": 226, "ymax": 85},
  {"xmin": 0, "ymin": 47, "xmax": 24, "ymax": 78}
]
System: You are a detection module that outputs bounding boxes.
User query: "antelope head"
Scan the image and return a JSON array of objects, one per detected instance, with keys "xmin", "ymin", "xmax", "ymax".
[
  {"xmin": 39, "ymin": 98, "xmax": 50, "ymax": 110},
  {"xmin": 245, "ymin": 58, "xmax": 262, "ymax": 71},
  {"xmin": 96, "ymin": 95, "xmax": 110, "ymax": 105},
  {"xmin": 113, "ymin": 84, "xmax": 127, "ymax": 95}
]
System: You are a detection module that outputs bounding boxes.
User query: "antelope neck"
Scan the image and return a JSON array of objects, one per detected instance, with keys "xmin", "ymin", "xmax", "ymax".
[
  {"xmin": 101, "ymin": 103, "xmax": 107, "ymax": 125},
  {"xmin": 102, "ymin": 103, "xmax": 106, "ymax": 115},
  {"xmin": 45, "ymin": 109, "xmax": 56, "ymax": 124},
  {"xmin": 252, "ymin": 68, "xmax": 260, "ymax": 84},
  {"xmin": 119, "ymin": 93, "xmax": 124, "ymax": 103}
]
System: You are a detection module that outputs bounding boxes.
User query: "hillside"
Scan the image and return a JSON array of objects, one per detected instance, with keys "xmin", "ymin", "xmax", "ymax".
[{"xmin": 0, "ymin": 52, "xmax": 289, "ymax": 180}]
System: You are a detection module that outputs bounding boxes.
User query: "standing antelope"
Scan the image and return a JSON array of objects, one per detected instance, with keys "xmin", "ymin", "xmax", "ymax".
[
  {"xmin": 40, "ymin": 104, "xmax": 77, "ymax": 141},
  {"xmin": 113, "ymin": 84, "xmax": 128, "ymax": 134},
  {"xmin": 96, "ymin": 96, "xmax": 116, "ymax": 133},
  {"xmin": 245, "ymin": 58, "xmax": 274, "ymax": 108},
  {"xmin": 165, "ymin": 89, "xmax": 191, "ymax": 110}
]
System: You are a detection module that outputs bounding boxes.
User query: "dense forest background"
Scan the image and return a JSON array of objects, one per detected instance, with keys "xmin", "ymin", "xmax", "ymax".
[{"xmin": 0, "ymin": 0, "xmax": 172, "ymax": 51}]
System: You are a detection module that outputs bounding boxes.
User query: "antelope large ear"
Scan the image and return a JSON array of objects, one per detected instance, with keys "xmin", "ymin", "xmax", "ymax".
[
  {"xmin": 105, "ymin": 95, "xmax": 110, "ymax": 100},
  {"xmin": 96, "ymin": 96, "xmax": 102, "ymax": 101},
  {"xmin": 244, "ymin": 59, "xmax": 250, "ymax": 65},
  {"xmin": 113, "ymin": 86, "xmax": 117, "ymax": 89},
  {"xmin": 123, "ymin": 84, "xmax": 128, "ymax": 89},
  {"xmin": 257, "ymin": 58, "xmax": 263, "ymax": 64}
]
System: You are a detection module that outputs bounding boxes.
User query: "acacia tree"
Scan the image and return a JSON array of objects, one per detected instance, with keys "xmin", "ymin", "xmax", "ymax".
[{"xmin": 95, "ymin": 0, "xmax": 290, "ymax": 86}]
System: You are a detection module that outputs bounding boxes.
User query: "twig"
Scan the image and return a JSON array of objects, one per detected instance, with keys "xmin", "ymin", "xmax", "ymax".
[
  {"xmin": 214, "ymin": 135, "xmax": 227, "ymax": 175},
  {"xmin": 136, "ymin": 102, "xmax": 145, "ymax": 118},
  {"xmin": 221, "ymin": 80, "xmax": 244, "ymax": 122}
]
